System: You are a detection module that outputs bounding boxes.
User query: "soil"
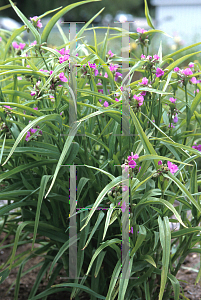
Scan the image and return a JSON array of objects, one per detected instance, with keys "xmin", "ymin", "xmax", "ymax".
[{"xmin": 1, "ymin": 231, "xmax": 201, "ymax": 300}]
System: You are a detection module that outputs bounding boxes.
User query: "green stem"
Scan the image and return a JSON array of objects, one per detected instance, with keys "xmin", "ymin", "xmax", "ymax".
[{"xmin": 184, "ymin": 83, "xmax": 189, "ymax": 145}]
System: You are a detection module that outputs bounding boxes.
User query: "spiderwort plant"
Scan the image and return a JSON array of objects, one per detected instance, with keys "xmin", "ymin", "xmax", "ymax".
[{"xmin": 0, "ymin": 1, "xmax": 201, "ymax": 300}]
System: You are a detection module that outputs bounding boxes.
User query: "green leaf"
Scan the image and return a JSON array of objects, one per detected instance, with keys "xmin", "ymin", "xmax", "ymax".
[
  {"xmin": 9, "ymin": 0, "xmax": 41, "ymax": 44},
  {"xmin": 41, "ymin": 0, "xmax": 101, "ymax": 43},
  {"xmin": 0, "ymin": 268, "xmax": 10, "ymax": 284},
  {"xmin": 158, "ymin": 216, "xmax": 171, "ymax": 300},
  {"xmin": 144, "ymin": 0, "xmax": 155, "ymax": 29}
]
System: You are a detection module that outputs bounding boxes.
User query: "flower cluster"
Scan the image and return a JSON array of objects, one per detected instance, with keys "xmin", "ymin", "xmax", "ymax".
[
  {"xmin": 135, "ymin": 27, "xmax": 149, "ymax": 47},
  {"xmin": 12, "ymin": 42, "xmax": 26, "ymax": 50},
  {"xmin": 56, "ymin": 48, "xmax": 70, "ymax": 64},
  {"xmin": 121, "ymin": 152, "xmax": 141, "ymax": 179},
  {"xmin": 141, "ymin": 54, "xmax": 164, "ymax": 78},
  {"xmin": 174, "ymin": 63, "xmax": 201, "ymax": 86},
  {"xmin": 25, "ymin": 123, "xmax": 42, "ymax": 142},
  {"xmin": 155, "ymin": 160, "xmax": 179, "ymax": 177},
  {"xmin": 192, "ymin": 144, "xmax": 201, "ymax": 151},
  {"xmin": 30, "ymin": 16, "xmax": 43, "ymax": 29}
]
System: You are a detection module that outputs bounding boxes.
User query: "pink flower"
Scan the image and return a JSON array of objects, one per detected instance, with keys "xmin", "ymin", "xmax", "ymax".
[
  {"xmin": 122, "ymin": 186, "xmax": 128, "ymax": 192},
  {"xmin": 59, "ymin": 72, "xmax": 68, "ymax": 82},
  {"xmin": 134, "ymin": 94, "xmax": 144, "ymax": 106},
  {"xmin": 30, "ymin": 40, "xmax": 37, "ymax": 46},
  {"xmin": 182, "ymin": 68, "xmax": 193, "ymax": 76},
  {"xmin": 118, "ymin": 202, "xmax": 121, "ymax": 206},
  {"xmin": 104, "ymin": 72, "xmax": 108, "ymax": 78},
  {"xmin": 49, "ymin": 70, "xmax": 53, "ymax": 75},
  {"xmin": 121, "ymin": 201, "xmax": 126, "ymax": 213},
  {"xmin": 140, "ymin": 91, "xmax": 147, "ymax": 96},
  {"xmin": 33, "ymin": 107, "xmax": 38, "ymax": 110},
  {"xmin": 169, "ymin": 97, "xmax": 176, "ymax": 103},
  {"xmin": 194, "ymin": 89, "xmax": 199, "ymax": 94},
  {"xmin": 109, "ymin": 64, "xmax": 119, "ymax": 72},
  {"xmin": 94, "ymin": 69, "xmax": 99, "ymax": 76},
  {"xmin": 120, "ymin": 87, "xmax": 123, "ymax": 91},
  {"xmin": 26, "ymin": 65, "xmax": 30, "ymax": 68},
  {"xmin": 88, "ymin": 62, "xmax": 97, "ymax": 69},
  {"xmin": 138, "ymin": 166, "xmax": 141, "ymax": 172},
  {"xmin": 4, "ymin": 105, "xmax": 12, "ymax": 109},
  {"xmin": 98, "ymin": 89, "xmax": 103, "ymax": 94},
  {"xmin": 31, "ymin": 91, "xmax": 36, "ymax": 96},
  {"xmin": 167, "ymin": 161, "xmax": 179, "ymax": 174},
  {"xmin": 174, "ymin": 67, "xmax": 179, "ymax": 72},
  {"xmin": 190, "ymin": 77, "xmax": 197, "ymax": 84},
  {"xmin": 128, "ymin": 159, "xmax": 136, "ymax": 168},
  {"xmin": 12, "ymin": 41, "xmax": 19, "ymax": 49},
  {"xmin": 128, "ymin": 152, "xmax": 139, "ymax": 161},
  {"xmin": 153, "ymin": 54, "xmax": 159, "ymax": 60},
  {"xmin": 108, "ymin": 50, "xmax": 114, "ymax": 57},
  {"xmin": 19, "ymin": 43, "xmax": 26, "ymax": 50},
  {"xmin": 137, "ymin": 27, "xmax": 147, "ymax": 34},
  {"xmin": 147, "ymin": 55, "xmax": 152, "ymax": 60},
  {"xmin": 30, "ymin": 128, "xmax": 37, "ymax": 134},
  {"xmin": 103, "ymin": 101, "xmax": 109, "ymax": 107},
  {"xmin": 17, "ymin": 77, "xmax": 22, "ymax": 80},
  {"xmin": 130, "ymin": 227, "xmax": 133, "ymax": 234},
  {"xmin": 189, "ymin": 63, "xmax": 194, "ymax": 68},
  {"xmin": 141, "ymin": 54, "xmax": 146, "ymax": 59},
  {"xmin": 0, "ymin": 37, "xmax": 2, "ymax": 42},
  {"xmin": 36, "ymin": 20, "xmax": 43, "ymax": 29},
  {"xmin": 168, "ymin": 124, "xmax": 175, "ymax": 128},
  {"xmin": 156, "ymin": 68, "xmax": 164, "ymax": 77},
  {"xmin": 139, "ymin": 77, "xmax": 148, "ymax": 85},
  {"xmin": 158, "ymin": 160, "xmax": 162, "ymax": 165}
]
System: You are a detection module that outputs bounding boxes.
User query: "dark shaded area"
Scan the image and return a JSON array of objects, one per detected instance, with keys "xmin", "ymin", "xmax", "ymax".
[{"xmin": 0, "ymin": 0, "xmax": 155, "ymax": 23}]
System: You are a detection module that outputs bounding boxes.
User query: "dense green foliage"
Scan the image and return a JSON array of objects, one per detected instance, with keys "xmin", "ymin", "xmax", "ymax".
[{"xmin": 0, "ymin": 1, "xmax": 201, "ymax": 300}]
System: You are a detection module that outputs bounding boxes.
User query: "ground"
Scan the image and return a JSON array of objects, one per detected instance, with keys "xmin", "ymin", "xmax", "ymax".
[{"xmin": 1, "ymin": 231, "xmax": 201, "ymax": 300}]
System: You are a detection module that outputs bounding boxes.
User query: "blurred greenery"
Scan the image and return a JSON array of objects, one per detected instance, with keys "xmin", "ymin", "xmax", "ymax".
[{"xmin": 0, "ymin": 0, "xmax": 155, "ymax": 22}]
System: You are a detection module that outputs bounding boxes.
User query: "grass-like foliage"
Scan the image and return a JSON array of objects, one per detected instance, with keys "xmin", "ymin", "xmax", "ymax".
[{"xmin": 0, "ymin": 0, "xmax": 201, "ymax": 299}]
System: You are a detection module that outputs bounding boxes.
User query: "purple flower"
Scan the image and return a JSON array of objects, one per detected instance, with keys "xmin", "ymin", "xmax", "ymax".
[
  {"xmin": 156, "ymin": 68, "xmax": 164, "ymax": 77},
  {"xmin": 173, "ymin": 114, "xmax": 178, "ymax": 123},
  {"xmin": 25, "ymin": 131, "xmax": 30, "ymax": 141},
  {"xmin": 0, "ymin": 37, "xmax": 2, "ymax": 42},
  {"xmin": 182, "ymin": 68, "xmax": 193, "ymax": 76},
  {"xmin": 103, "ymin": 101, "xmax": 109, "ymax": 107},
  {"xmin": 12, "ymin": 41, "xmax": 19, "ymax": 49},
  {"xmin": 167, "ymin": 161, "xmax": 179, "ymax": 174},
  {"xmin": 94, "ymin": 69, "xmax": 99, "ymax": 76},
  {"xmin": 139, "ymin": 77, "xmax": 148, "ymax": 85},
  {"xmin": 130, "ymin": 227, "xmax": 133, "ymax": 234},
  {"xmin": 192, "ymin": 144, "xmax": 201, "ymax": 151},
  {"xmin": 134, "ymin": 94, "xmax": 144, "ymax": 106},
  {"xmin": 141, "ymin": 54, "xmax": 146, "ymax": 59},
  {"xmin": 114, "ymin": 72, "xmax": 122, "ymax": 81},
  {"xmin": 121, "ymin": 201, "xmax": 126, "ymax": 213},
  {"xmin": 4, "ymin": 105, "xmax": 12, "ymax": 109},
  {"xmin": 108, "ymin": 50, "xmax": 114, "ymax": 57},
  {"xmin": 158, "ymin": 160, "xmax": 162, "ymax": 165},
  {"xmin": 122, "ymin": 186, "xmax": 128, "ymax": 192},
  {"xmin": 174, "ymin": 67, "xmax": 180, "ymax": 72},
  {"xmin": 169, "ymin": 97, "xmax": 176, "ymax": 103},
  {"xmin": 109, "ymin": 64, "xmax": 119, "ymax": 72},
  {"xmin": 30, "ymin": 40, "xmax": 37, "ymax": 46},
  {"xmin": 190, "ymin": 77, "xmax": 197, "ymax": 84},
  {"xmin": 137, "ymin": 27, "xmax": 147, "ymax": 34},
  {"xmin": 33, "ymin": 107, "xmax": 38, "ymax": 110},
  {"xmin": 128, "ymin": 152, "xmax": 139, "ymax": 161},
  {"xmin": 147, "ymin": 55, "xmax": 152, "ymax": 60},
  {"xmin": 153, "ymin": 54, "xmax": 160, "ymax": 60},
  {"xmin": 138, "ymin": 166, "xmax": 141, "ymax": 172},
  {"xmin": 19, "ymin": 43, "xmax": 26, "ymax": 50},
  {"xmin": 59, "ymin": 72, "xmax": 68, "ymax": 82},
  {"xmin": 104, "ymin": 72, "xmax": 108, "ymax": 78},
  {"xmin": 31, "ymin": 91, "xmax": 36, "ymax": 96},
  {"xmin": 128, "ymin": 160, "xmax": 136, "ymax": 169},
  {"xmin": 189, "ymin": 63, "xmax": 194, "ymax": 68}
]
